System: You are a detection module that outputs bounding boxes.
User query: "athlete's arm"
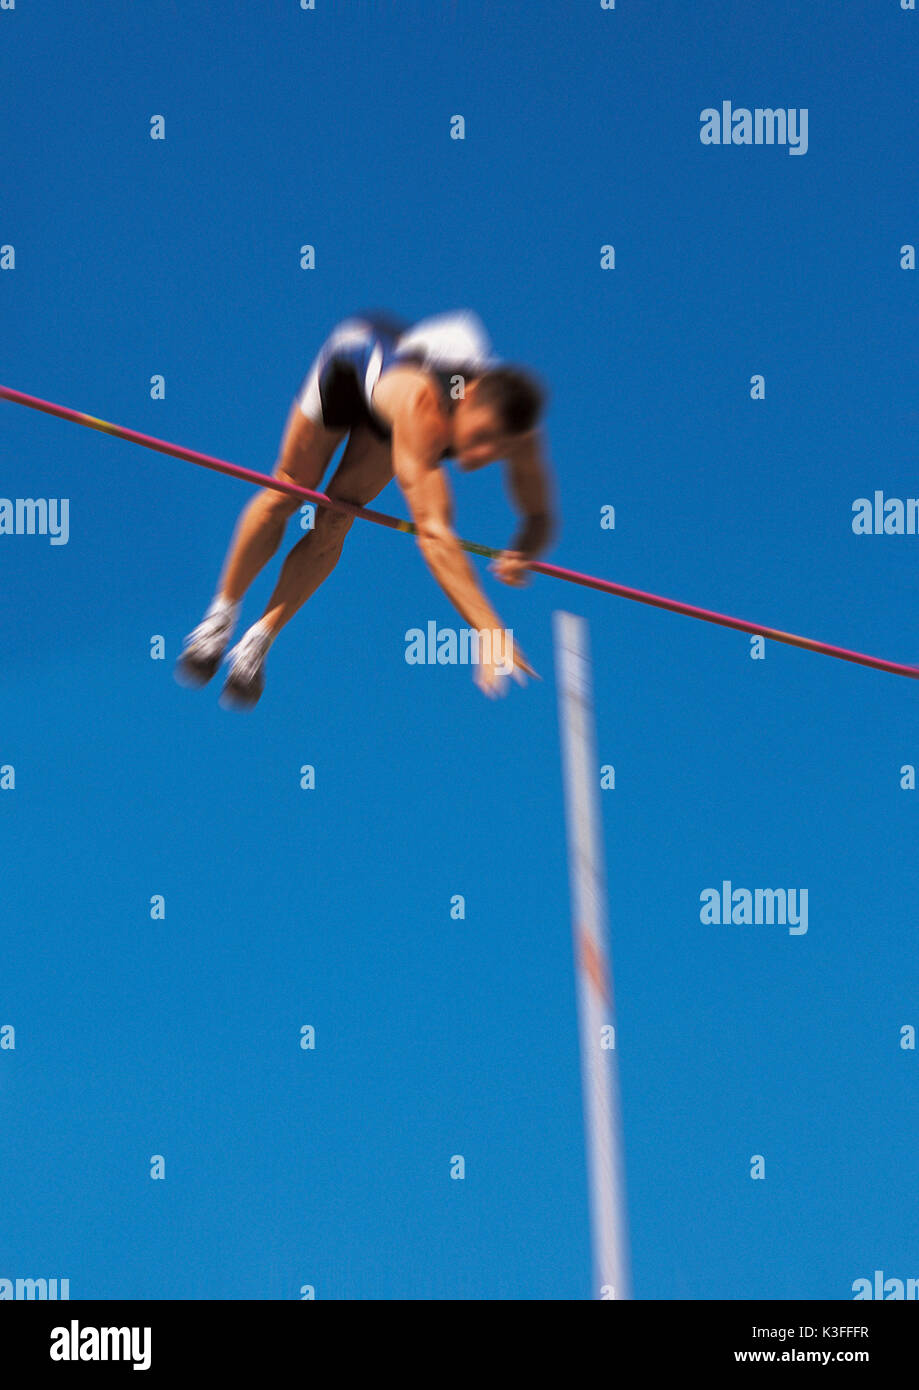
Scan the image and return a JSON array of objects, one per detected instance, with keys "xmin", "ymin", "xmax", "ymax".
[
  {"xmin": 502, "ymin": 427, "xmax": 557, "ymax": 557},
  {"xmin": 487, "ymin": 428, "xmax": 557, "ymax": 587},
  {"xmin": 390, "ymin": 382, "xmax": 506, "ymax": 634}
]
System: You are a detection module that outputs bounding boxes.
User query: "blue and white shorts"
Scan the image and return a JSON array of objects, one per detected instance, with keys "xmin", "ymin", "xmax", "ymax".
[
  {"xmin": 295, "ymin": 313, "xmax": 411, "ymax": 441},
  {"xmin": 295, "ymin": 310, "xmax": 499, "ymax": 441}
]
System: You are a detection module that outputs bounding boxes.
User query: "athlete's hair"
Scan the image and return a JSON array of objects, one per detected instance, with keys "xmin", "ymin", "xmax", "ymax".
[{"xmin": 471, "ymin": 365, "xmax": 547, "ymax": 434}]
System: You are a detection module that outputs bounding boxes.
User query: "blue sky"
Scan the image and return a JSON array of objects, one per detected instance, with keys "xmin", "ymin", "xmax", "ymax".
[{"xmin": 1, "ymin": 0, "xmax": 917, "ymax": 1300}]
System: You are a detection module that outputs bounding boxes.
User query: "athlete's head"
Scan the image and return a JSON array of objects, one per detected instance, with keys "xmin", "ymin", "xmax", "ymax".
[{"xmin": 452, "ymin": 366, "xmax": 547, "ymax": 470}]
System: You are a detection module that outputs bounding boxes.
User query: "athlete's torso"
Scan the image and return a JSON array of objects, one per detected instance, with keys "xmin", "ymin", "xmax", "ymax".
[{"xmin": 327, "ymin": 310, "xmax": 500, "ymax": 455}]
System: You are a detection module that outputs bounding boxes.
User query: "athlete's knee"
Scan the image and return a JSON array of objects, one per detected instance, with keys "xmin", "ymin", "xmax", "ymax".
[
  {"xmin": 314, "ymin": 499, "xmax": 355, "ymax": 545},
  {"xmin": 265, "ymin": 467, "xmax": 309, "ymax": 517}
]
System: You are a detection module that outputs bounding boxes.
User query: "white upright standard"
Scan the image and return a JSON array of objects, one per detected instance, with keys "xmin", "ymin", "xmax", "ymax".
[{"xmin": 553, "ymin": 610, "xmax": 631, "ymax": 1300}]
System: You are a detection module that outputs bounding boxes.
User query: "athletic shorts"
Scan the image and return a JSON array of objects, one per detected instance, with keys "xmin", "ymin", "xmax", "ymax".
[{"xmin": 295, "ymin": 312, "xmax": 411, "ymax": 441}]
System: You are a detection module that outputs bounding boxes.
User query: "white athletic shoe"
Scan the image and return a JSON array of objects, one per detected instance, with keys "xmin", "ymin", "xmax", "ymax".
[
  {"xmin": 219, "ymin": 625, "xmax": 272, "ymax": 710},
  {"xmin": 175, "ymin": 609, "xmax": 236, "ymax": 687}
]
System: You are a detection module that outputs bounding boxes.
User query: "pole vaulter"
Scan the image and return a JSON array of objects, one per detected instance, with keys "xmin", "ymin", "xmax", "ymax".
[{"xmin": 2, "ymin": 380, "xmax": 917, "ymax": 684}]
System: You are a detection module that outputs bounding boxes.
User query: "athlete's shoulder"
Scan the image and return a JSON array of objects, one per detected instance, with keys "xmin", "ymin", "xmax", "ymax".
[
  {"xmin": 371, "ymin": 363, "xmax": 449, "ymax": 437},
  {"xmin": 395, "ymin": 309, "xmax": 500, "ymax": 366}
]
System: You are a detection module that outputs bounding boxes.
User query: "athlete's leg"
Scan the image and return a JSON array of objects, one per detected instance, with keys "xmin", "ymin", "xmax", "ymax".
[
  {"xmin": 260, "ymin": 425, "xmax": 393, "ymax": 636},
  {"xmin": 175, "ymin": 394, "xmax": 345, "ymax": 687},
  {"xmin": 218, "ymin": 403, "xmax": 346, "ymax": 602},
  {"xmin": 219, "ymin": 426, "xmax": 393, "ymax": 708}
]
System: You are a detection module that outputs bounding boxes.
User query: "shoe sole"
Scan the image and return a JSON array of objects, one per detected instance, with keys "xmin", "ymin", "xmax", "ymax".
[
  {"xmin": 174, "ymin": 650, "xmax": 223, "ymax": 688},
  {"xmin": 219, "ymin": 673, "xmax": 264, "ymax": 710}
]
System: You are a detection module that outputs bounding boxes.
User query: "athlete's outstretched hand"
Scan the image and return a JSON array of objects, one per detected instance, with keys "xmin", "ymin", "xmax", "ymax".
[
  {"xmin": 488, "ymin": 550, "xmax": 532, "ymax": 587},
  {"xmin": 473, "ymin": 638, "xmax": 539, "ymax": 699}
]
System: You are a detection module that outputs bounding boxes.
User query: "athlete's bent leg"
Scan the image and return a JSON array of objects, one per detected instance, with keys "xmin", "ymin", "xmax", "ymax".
[
  {"xmin": 218, "ymin": 404, "xmax": 345, "ymax": 602},
  {"xmin": 261, "ymin": 426, "xmax": 393, "ymax": 636},
  {"xmin": 176, "ymin": 403, "xmax": 344, "ymax": 687},
  {"xmin": 220, "ymin": 427, "xmax": 393, "ymax": 708}
]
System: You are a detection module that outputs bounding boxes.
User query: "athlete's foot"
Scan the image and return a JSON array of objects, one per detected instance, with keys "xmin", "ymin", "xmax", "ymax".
[
  {"xmin": 175, "ymin": 600, "xmax": 239, "ymax": 687},
  {"xmin": 219, "ymin": 622, "xmax": 273, "ymax": 710}
]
